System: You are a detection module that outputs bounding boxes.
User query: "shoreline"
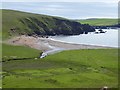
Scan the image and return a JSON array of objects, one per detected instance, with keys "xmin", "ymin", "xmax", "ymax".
[
  {"xmin": 5, "ymin": 35, "xmax": 114, "ymax": 55},
  {"xmin": 48, "ymin": 37, "xmax": 117, "ymax": 48}
]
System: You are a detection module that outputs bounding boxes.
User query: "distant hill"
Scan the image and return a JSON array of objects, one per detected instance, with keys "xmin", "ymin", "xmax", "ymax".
[
  {"xmin": 2, "ymin": 9, "xmax": 95, "ymax": 39},
  {"xmin": 76, "ymin": 18, "xmax": 118, "ymax": 26}
]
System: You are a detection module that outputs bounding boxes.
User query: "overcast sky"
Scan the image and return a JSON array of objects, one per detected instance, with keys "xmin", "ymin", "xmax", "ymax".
[
  {"xmin": 1, "ymin": 0, "xmax": 119, "ymax": 3},
  {"xmin": 1, "ymin": 0, "xmax": 118, "ymax": 19}
]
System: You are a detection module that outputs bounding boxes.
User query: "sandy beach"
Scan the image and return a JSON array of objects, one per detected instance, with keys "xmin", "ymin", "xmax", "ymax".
[{"xmin": 6, "ymin": 35, "xmax": 112, "ymax": 52}]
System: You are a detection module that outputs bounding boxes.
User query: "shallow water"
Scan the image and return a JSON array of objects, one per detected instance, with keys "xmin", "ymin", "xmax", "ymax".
[
  {"xmin": 51, "ymin": 29, "xmax": 118, "ymax": 48},
  {"xmin": 40, "ymin": 43, "xmax": 64, "ymax": 58}
]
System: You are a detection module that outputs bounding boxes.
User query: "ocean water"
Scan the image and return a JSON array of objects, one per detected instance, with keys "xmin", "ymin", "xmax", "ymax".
[{"xmin": 51, "ymin": 29, "xmax": 118, "ymax": 48}]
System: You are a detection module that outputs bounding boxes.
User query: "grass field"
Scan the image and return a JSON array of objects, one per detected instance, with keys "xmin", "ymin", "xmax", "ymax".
[
  {"xmin": 2, "ymin": 44, "xmax": 42, "ymax": 62},
  {"xmin": 77, "ymin": 19, "xmax": 118, "ymax": 26},
  {"xmin": 2, "ymin": 48, "xmax": 118, "ymax": 88}
]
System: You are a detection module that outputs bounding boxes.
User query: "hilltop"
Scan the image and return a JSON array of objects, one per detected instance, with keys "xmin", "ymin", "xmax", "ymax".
[
  {"xmin": 76, "ymin": 18, "xmax": 118, "ymax": 26},
  {"xmin": 2, "ymin": 9, "xmax": 95, "ymax": 39}
]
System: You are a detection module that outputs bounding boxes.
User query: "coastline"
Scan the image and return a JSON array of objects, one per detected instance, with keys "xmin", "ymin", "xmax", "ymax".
[{"xmin": 5, "ymin": 35, "xmax": 114, "ymax": 56}]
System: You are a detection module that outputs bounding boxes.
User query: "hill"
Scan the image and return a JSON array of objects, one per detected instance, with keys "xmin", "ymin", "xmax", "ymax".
[
  {"xmin": 76, "ymin": 18, "xmax": 118, "ymax": 26},
  {"xmin": 2, "ymin": 9, "xmax": 95, "ymax": 39}
]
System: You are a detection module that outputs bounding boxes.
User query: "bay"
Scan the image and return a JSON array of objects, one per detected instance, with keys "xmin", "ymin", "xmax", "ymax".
[{"xmin": 51, "ymin": 29, "xmax": 118, "ymax": 48}]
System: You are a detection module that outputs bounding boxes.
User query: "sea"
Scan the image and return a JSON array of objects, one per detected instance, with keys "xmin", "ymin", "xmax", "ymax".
[{"xmin": 50, "ymin": 29, "xmax": 119, "ymax": 48}]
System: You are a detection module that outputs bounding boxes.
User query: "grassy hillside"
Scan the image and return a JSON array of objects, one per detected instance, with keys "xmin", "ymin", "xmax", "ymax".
[
  {"xmin": 2, "ymin": 9, "xmax": 95, "ymax": 39},
  {"xmin": 76, "ymin": 19, "xmax": 118, "ymax": 26},
  {"xmin": 2, "ymin": 43, "xmax": 42, "ymax": 62},
  {"xmin": 3, "ymin": 49, "xmax": 118, "ymax": 88}
]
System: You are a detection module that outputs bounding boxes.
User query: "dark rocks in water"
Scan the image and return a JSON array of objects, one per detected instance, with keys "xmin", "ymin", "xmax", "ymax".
[
  {"xmin": 100, "ymin": 31, "xmax": 105, "ymax": 33},
  {"xmin": 84, "ymin": 32, "xmax": 88, "ymax": 34},
  {"xmin": 98, "ymin": 29, "xmax": 107, "ymax": 33},
  {"xmin": 94, "ymin": 29, "xmax": 107, "ymax": 34},
  {"xmin": 98, "ymin": 29, "xmax": 103, "ymax": 32},
  {"xmin": 100, "ymin": 30, "xmax": 106, "ymax": 33},
  {"xmin": 95, "ymin": 32, "xmax": 99, "ymax": 34},
  {"xmin": 46, "ymin": 36, "xmax": 49, "ymax": 38}
]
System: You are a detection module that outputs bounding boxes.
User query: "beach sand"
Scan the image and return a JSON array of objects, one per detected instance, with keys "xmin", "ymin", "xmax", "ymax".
[{"xmin": 6, "ymin": 35, "xmax": 112, "ymax": 52}]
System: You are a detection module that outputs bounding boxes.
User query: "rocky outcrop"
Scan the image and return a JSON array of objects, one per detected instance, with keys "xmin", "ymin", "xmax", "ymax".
[{"xmin": 20, "ymin": 17, "xmax": 95, "ymax": 36}]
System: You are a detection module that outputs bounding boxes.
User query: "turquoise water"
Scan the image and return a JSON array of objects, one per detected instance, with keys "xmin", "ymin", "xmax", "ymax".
[{"xmin": 51, "ymin": 29, "xmax": 118, "ymax": 47}]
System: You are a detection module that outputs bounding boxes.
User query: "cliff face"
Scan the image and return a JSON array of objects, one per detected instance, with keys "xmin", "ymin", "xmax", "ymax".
[
  {"xmin": 2, "ymin": 9, "xmax": 95, "ymax": 38},
  {"xmin": 20, "ymin": 17, "xmax": 95, "ymax": 36}
]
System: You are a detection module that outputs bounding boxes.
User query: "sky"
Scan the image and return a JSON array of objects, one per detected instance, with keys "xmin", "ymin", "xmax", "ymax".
[
  {"xmin": 1, "ymin": 0, "xmax": 118, "ymax": 19},
  {"xmin": 1, "ymin": 0, "xmax": 119, "ymax": 3}
]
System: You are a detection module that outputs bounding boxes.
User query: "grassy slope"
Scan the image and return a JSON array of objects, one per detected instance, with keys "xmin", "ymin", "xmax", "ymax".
[
  {"xmin": 2, "ymin": 43, "xmax": 42, "ymax": 62},
  {"xmin": 77, "ymin": 19, "xmax": 118, "ymax": 26},
  {"xmin": 3, "ymin": 49, "xmax": 118, "ymax": 88},
  {"xmin": 2, "ymin": 9, "xmax": 56, "ymax": 39},
  {"xmin": 2, "ymin": 9, "xmax": 69, "ymax": 39},
  {"xmin": 2, "ymin": 9, "xmax": 95, "ymax": 40}
]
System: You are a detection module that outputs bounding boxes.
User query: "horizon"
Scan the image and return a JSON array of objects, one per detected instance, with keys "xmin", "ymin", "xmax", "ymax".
[
  {"xmin": 1, "ymin": 9, "xmax": 118, "ymax": 20},
  {"xmin": 1, "ymin": 2, "xmax": 118, "ymax": 19}
]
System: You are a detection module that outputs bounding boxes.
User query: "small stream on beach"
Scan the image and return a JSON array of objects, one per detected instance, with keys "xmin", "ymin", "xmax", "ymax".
[{"xmin": 40, "ymin": 43, "xmax": 64, "ymax": 58}]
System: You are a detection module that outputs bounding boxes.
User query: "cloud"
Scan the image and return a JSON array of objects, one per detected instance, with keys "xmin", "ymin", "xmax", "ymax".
[
  {"xmin": 2, "ymin": 0, "xmax": 119, "ymax": 3},
  {"xmin": 47, "ymin": 5, "xmax": 63, "ymax": 8},
  {"xmin": 1, "ymin": 2, "xmax": 117, "ymax": 19}
]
